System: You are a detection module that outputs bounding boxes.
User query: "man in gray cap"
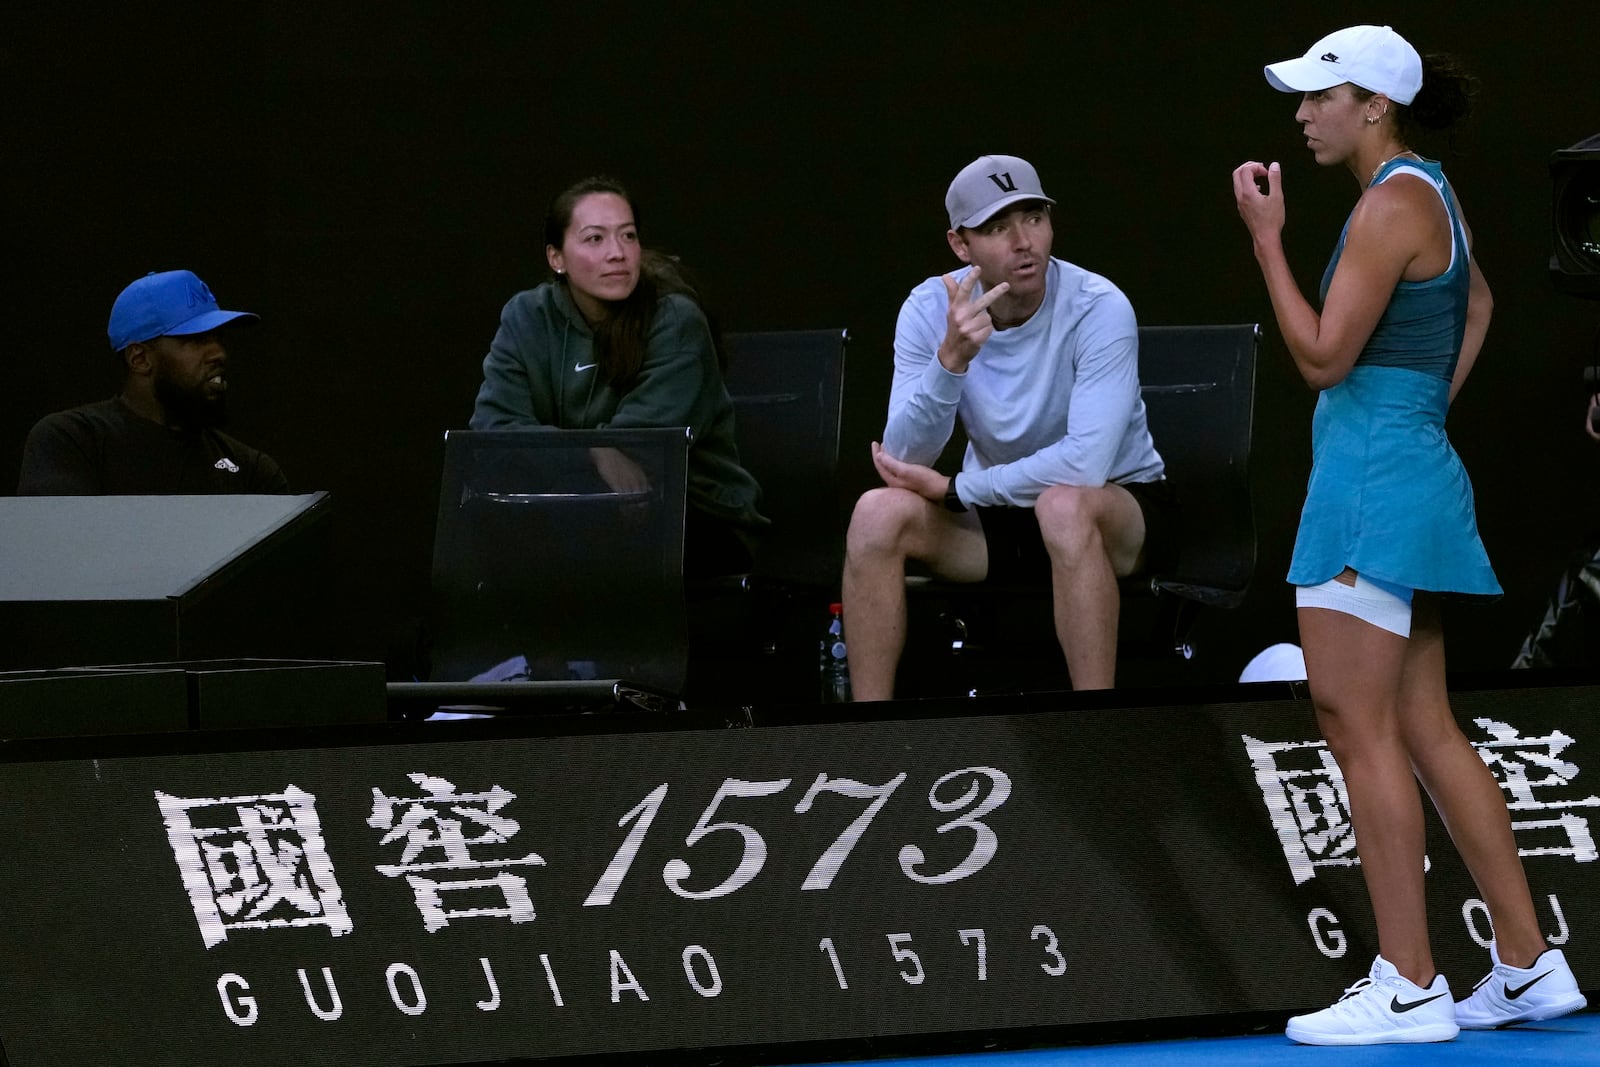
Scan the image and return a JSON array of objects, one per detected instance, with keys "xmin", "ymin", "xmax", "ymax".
[
  {"xmin": 18, "ymin": 270, "xmax": 289, "ymax": 494},
  {"xmin": 842, "ymin": 154, "xmax": 1169, "ymax": 697}
]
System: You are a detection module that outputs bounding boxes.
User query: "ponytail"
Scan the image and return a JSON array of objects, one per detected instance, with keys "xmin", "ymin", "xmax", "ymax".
[{"xmin": 1397, "ymin": 52, "xmax": 1477, "ymax": 137}]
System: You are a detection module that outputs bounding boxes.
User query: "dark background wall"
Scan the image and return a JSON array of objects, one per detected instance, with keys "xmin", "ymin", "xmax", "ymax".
[{"xmin": 4, "ymin": 4, "xmax": 1597, "ymax": 682}]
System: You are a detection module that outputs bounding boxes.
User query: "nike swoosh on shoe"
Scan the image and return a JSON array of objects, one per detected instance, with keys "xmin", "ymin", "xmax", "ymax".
[
  {"xmin": 1390, "ymin": 993, "xmax": 1449, "ymax": 1013},
  {"xmin": 1504, "ymin": 972, "xmax": 1553, "ymax": 999}
]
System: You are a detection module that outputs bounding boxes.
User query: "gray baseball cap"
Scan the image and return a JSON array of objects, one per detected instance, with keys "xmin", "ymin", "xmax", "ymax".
[{"xmin": 945, "ymin": 154, "xmax": 1055, "ymax": 230}]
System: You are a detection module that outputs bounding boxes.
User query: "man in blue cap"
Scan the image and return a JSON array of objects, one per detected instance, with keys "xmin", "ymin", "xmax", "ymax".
[{"xmin": 17, "ymin": 270, "xmax": 289, "ymax": 494}]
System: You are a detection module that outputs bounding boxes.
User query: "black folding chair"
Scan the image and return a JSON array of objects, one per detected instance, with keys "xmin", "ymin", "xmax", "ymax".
[
  {"xmin": 683, "ymin": 329, "xmax": 848, "ymax": 705},
  {"xmin": 406, "ymin": 427, "xmax": 691, "ymax": 715},
  {"xmin": 723, "ymin": 328, "xmax": 849, "ymax": 589},
  {"xmin": 902, "ymin": 323, "xmax": 1260, "ymax": 695}
]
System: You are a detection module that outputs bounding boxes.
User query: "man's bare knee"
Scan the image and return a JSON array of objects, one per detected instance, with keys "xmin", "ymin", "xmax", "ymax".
[
  {"xmin": 847, "ymin": 486, "xmax": 927, "ymax": 561},
  {"xmin": 1035, "ymin": 485, "xmax": 1101, "ymax": 556},
  {"xmin": 1038, "ymin": 483, "xmax": 1144, "ymax": 575}
]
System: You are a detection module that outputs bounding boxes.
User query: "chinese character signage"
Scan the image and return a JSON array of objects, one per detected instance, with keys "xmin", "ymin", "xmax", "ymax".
[
  {"xmin": 0, "ymin": 685, "xmax": 1593, "ymax": 1066},
  {"xmin": 158, "ymin": 786, "xmax": 353, "ymax": 949}
]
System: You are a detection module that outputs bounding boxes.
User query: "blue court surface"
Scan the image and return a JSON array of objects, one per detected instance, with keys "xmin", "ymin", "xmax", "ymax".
[{"xmin": 794, "ymin": 1010, "xmax": 1598, "ymax": 1066}]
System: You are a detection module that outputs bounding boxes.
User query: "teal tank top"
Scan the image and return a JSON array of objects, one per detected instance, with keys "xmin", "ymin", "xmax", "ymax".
[{"xmin": 1318, "ymin": 157, "xmax": 1470, "ymax": 382}]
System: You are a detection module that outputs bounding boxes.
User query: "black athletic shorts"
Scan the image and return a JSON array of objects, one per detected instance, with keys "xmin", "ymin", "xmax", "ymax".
[{"xmin": 975, "ymin": 479, "xmax": 1179, "ymax": 585}]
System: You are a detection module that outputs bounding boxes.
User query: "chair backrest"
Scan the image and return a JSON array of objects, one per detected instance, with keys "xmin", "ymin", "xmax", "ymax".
[
  {"xmin": 1136, "ymin": 323, "xmax": 1259, "ymax": 607},
  {"xmin": 427, "ymin": 427, "xmax": 690, "ymax": 693},
  {"xmin": 723, "ymin": 329, "xmax": 849, "ymax": 587}
]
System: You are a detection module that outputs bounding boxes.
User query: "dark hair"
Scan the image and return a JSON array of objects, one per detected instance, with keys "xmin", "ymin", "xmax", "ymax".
[
  {"xmin": 1403, "ymin": 53, "xmax": 1476, "ymax": 136},
  {"xmin": 544, "ymin": 175, "xmax": 720, "ymax": 388},
  {"xmin": 1353, "ymin": 52, "xmax": 1477, "ymax": 141}
]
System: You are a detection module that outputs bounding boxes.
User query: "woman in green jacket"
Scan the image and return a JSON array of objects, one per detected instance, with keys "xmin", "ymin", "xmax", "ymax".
[{"xmin": 470, "ymin": 176, "xmax": 765, "ymax": 576}]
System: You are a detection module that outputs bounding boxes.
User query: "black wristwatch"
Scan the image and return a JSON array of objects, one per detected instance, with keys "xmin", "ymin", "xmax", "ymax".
[{"xmin": 943, "ymin": 479, "xmax": 968, "ymax": 512}]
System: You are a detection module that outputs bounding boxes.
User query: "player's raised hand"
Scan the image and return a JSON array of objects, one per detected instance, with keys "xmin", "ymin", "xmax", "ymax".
[
  {"xmin": 938, "ymin": 266, "xmax": 1010, "ymax": 372},
  {"xmin": 1232, "ymin": 160, "xmax": 1285, "ymax": 242}
]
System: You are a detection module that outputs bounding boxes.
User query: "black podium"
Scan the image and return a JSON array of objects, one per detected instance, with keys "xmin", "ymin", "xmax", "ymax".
[{"xmin": 0, "ymin": 493, "xmax": 338, "ymax": 670}]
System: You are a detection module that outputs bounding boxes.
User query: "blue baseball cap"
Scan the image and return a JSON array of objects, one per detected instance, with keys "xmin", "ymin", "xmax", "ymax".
[{"xmin": 107, "ymin": 270, "xmax": 258, "ymax": 350}]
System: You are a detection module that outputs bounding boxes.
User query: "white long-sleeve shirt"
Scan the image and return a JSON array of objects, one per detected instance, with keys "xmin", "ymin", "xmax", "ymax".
[{"xmin": 883, "ymin": 257, "xmax": 1164, "ymax": 508}]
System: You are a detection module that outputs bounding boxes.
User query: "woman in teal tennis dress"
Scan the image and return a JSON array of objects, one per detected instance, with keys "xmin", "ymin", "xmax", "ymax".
[{"xmin": 1232, "ymin": 24, "xmax": 1586, "ymax": 1048}]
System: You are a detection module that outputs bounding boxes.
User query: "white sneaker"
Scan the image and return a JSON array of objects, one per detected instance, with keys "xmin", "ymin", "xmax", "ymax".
[
  {"xmin": 1286, "ymin": 955, "xmax": 1460, "ymax": 1045},
  {"xmin": 1455, "ymin": 942, "xmax": 1588, "ymax": 1029}
]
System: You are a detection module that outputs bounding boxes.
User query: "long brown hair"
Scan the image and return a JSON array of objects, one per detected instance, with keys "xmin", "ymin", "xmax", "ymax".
[{"xmin": 544, "ymin": 176, "xmax": 720, "ymax": 389}]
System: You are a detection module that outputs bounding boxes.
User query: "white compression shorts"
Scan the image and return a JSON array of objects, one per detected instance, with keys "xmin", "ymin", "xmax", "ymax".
[{"xmin": 1295, "ymin": 572, "xmax": 1414, "ymax": 638}]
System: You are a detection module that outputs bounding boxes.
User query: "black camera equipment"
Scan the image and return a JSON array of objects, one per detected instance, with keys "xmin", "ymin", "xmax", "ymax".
[
  {"xmin": 1513, "ymin": 137, "xmax": 1600, "ymax": 670},
  {"xmin": 1585, "ymin": 342, "xmax": 1600, "ymax": 435},
  {"xmin": 1550, "ymin": 132, "xmax": 1600, "ymax": 299}
]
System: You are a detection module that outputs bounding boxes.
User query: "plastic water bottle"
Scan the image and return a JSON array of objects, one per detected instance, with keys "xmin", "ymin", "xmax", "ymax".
[{"xmin": 819, "ymin": 602, "xmax": 852, "ymax": 703}]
